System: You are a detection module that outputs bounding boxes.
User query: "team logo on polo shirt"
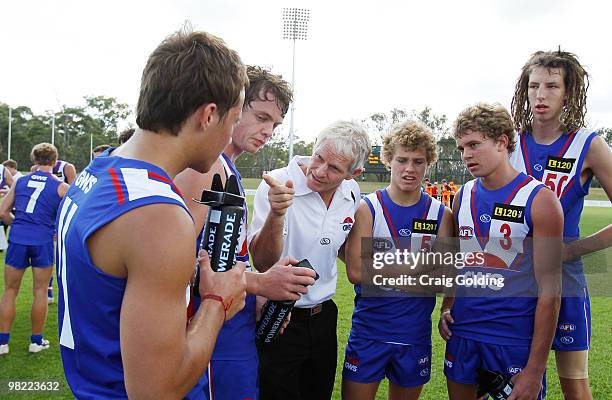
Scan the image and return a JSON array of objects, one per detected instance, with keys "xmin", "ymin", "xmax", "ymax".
[{"xmin": 341, "ymin": 217, "xmax": 354, "ymax": 231}]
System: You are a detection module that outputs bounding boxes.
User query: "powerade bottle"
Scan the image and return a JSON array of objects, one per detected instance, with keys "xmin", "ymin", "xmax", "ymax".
[
  {"xmin": 192, "ymin": 174, "xmax": 245, "ymax": 295},
  {"xmin": 476, "ymin": 368, "xmax": 514, "ymax": 400},
  {"xmin": 256, "ymin": 259, "xmax": 319, "ymax": 344}
]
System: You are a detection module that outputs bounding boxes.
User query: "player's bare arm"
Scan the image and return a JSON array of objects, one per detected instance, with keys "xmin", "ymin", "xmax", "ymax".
[
  {"xmin": 337, "ymin": 241, "xmax": 347, "ymax": 264},
  {"xmin": 564, "ymin": 135, "xmax": 612, "ymax": 260},
  {"xmin": 345, "ymin": 200, "xmax": 374, "ymax": 284},
  {"xmin": 88, "ymin": 203, "xmax": 246, "ymax": 398},
  {"xmin": 439, "ymin": 192, "xmax": 462, "ymax": 341},
  {"xmin": 250, "ymin": 174, "xmax": 294, "ymax": 271},
  {"xmin": 64, "ymin": 162, "xmax": 77, "ymax": 185},
  {"xmin": 509, "ymin": 187, "xmax": 563, "ymax": 400},
  {"xmin": 57, "ymin": 182, "xmax": 70, "ymax": 198}
]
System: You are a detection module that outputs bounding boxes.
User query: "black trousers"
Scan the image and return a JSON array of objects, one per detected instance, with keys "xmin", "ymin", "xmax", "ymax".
[{"xmin": 257, "ymin": 299, "xmax": 338, "ymax": 400}]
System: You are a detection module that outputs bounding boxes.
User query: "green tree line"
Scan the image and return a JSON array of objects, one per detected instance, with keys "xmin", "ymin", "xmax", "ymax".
[
  {"xmin": 0, "ymin": 96, "xmax": 131, "ymax": 171},
  {"xmin": 2, "ymin": 99, "xmax": 609, "ymax": 184}
]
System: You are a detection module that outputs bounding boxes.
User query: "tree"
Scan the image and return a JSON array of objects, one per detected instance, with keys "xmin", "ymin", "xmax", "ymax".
[
  {"xmin": 361, "ymin": 106, "xmax": 469, "ymax": 183},
  {"xmin": 413, "ymin": 107, "xmax": 450, "ymax": 138},
  {"xmin": 598, "ymin": 127, "xmax": 612, "ymax": 147},
  {"xmin": 234, "ymin": 134, "xmax": 314, "ymax": 178},
  {"xmin": 0, "ymin": 96, "xmax": 132, "ymax": 171},
  {"xmin": 362, "ymin": 106, "xmax": 450, "ymax": 143},
  {"xmin": 84, "ymin": 95, "xmax": 131, "ymax": 144}
]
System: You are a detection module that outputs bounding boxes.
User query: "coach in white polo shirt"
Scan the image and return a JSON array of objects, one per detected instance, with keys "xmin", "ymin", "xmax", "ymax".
[{"xmin": 249, "ymin": 120, "xmax": 371, "ymax": 400}]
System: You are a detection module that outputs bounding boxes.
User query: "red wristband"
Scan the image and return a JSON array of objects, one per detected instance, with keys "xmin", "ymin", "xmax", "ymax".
[{"xmin": 202, "ymin": 294, "xmax": 227, "ymax": 321}]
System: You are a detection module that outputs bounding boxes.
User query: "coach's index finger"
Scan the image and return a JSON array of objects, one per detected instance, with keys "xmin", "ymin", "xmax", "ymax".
[
  {"xmin": 262, "ymin": 174, "xmax": 294, "ymax": 191},
  {"xmin": 262, "ymin": 174, "xmax": 281, "ymax": 188}
]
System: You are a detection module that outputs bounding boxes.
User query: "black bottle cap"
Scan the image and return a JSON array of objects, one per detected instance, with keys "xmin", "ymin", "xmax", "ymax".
[
  {"xmin": 193, "ymin": 173, "xmax": 245, "ymax": 207},
  {"xmin": 225, "ymin": 175, "xmax": 240, "ymax": 195},
  {"xmin": 211, "ymin": 173, "xmax": 223, "ymax": 192}
]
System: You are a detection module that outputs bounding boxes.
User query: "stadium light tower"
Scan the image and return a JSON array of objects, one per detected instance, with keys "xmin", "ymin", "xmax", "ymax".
[
  {"xmin": 7, "ymin": 106, "xmax": 12, "ymax": 159},
  {"xmin": 282, "ymin": 7, "xmax": 310, "ymax": 161},
  {"xmin": 51, "ymin": 112, "xmax": 56, "ymax": 145}
]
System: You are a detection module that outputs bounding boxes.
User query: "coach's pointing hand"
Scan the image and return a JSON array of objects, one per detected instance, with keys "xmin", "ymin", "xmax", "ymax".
[{"xmin": 263, "ymin": 174, "xmax": 294, "ymax": 217}]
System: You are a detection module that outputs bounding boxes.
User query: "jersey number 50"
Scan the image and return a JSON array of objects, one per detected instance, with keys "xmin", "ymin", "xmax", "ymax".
[{"xmin": 543, "ymin": 172, "xmax": 568, "ymax": 198}]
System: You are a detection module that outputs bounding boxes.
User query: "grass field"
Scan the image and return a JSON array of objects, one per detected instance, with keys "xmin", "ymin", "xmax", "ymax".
[{"xmin": 0, "ymin": 205, "xmax": 610, "ymax": 399}]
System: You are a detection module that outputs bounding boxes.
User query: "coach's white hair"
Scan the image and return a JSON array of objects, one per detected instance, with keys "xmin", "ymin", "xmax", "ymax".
[{"xmin": 312, "ymin": 120, "xmax": 371, "ymax": 172}]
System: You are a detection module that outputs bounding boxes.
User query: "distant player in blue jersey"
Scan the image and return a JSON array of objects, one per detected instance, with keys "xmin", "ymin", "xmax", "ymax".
[
  {"xmin": 439, "ymin": 103, "xmax": 563, "ymax": 399},
  {"xmin": 0, "ymin": 143, "xmax": 69, "ymax": 355},
  {"xmin": 55, "ymin": 28, "xmax": 249, "ymax": 399},
  {"xmin": 341, "ymin": 120, "xmax": 454, "ymax": 400},
  {"xmin": 32, "ymin": 155, "xmax": 75, "ymax": 304},
  {"xmin": 175, "ymin": 65, "xmax": 316, "ymax": 400},
  {"xmin": 510, "ymin": 50, "xmax": 612, "ymax": 400}
]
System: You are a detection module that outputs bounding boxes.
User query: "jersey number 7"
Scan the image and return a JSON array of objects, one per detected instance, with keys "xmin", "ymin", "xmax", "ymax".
[{"xmin": 26, "ymin": 180, "xmax": 47, "ymax": 213}]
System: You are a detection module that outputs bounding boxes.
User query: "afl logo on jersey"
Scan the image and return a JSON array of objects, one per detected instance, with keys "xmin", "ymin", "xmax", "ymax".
[
  {"xmin": 341, "ymin": 217, "xmax": 354, "ymax": 232},
  {"xmin": 479, "ymin": 214, "xmax": 491, "ymax": 223},
  {"xmin": 373, "ymin": 238, "xmax": 393, "ymax": 252},
  {"xmin": 459, "ymin": 226, "xmax": 474, "ymax": 239},
  {"xmin": 398, "ymin": 228, "xmax": 412, "ymax": 237},
  {"xmin": 560, "ymin": 336, "xmax": 574, "ymax": 344},
  {"xmin": 508, "ymin": 366, "xmax": 522, "ymax": 375},
  {"xmin": 559, "ymin": 323, "xmax": 576, "ymax": 332},
  {"xmin": 533, "ymin": 164, "xmax": 543, "ymax": 172},
  {"xmin": 320, "ymin": 237, "xmax": 331, "ymax": 245}
]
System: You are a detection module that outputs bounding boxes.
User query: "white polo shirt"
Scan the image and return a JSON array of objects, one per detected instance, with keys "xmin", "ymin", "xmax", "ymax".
[{"xmin": 248, "ymin": 156, "xmax": 361, "ymax": 307}]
